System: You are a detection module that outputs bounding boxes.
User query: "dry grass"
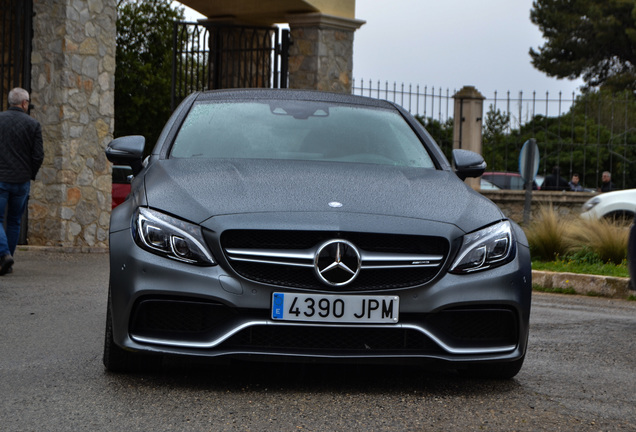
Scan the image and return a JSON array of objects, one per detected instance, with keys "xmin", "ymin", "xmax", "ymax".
[
  {"xmin": 524, "ymin": 205, "xmax": 575, "ymax": 261},
  {"xmin": 568, "ymin": 217, "xmax": 629, "ymax": 264},
  {"xmin": 524, "ymin": 205, "xmax": 629, "ymax": 264}
]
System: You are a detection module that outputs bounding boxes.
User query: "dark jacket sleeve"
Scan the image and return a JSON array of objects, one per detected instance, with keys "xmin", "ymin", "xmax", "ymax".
[{"xmin": 31, "ymin": 121, "xmax": 44, "ymax": 180}]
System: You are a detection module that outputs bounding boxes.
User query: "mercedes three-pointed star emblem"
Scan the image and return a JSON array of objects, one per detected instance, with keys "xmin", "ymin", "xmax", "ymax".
[{"xmin": 314, "ymin": 239, "xmax": 361, "ymax": 286}]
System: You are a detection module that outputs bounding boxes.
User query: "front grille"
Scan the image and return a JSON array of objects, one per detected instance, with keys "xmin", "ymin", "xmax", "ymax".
[{"xmin": 218, "ymin": 230, "xmax": 449, "ymax": 291}]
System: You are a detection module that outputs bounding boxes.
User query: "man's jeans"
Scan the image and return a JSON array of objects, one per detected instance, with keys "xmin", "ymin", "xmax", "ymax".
[{"xmin": 0, "ymin": 181, "xmax": 30, "ymax": 256}]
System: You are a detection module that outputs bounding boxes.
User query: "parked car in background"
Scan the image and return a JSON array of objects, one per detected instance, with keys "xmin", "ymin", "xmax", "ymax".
[
  {"xmin": 580, "ymin": 188, "xmax": 636, "ymax": 221},
  {"xmin": 111, "ymin": 165, "xmax": 133, "ymax": 209},
  {"xmin": 482, "ymin": 172, "xmax": 541, "ymax": 190},
  {"xmin": 103, "ymin": 89, "xmax": 532, "ymax": 379},
  {"xmin": 479, "ymin": 178, "xmax": 501, "ymax": 190},
  {"xmin": 482, "ymin": 172, "xmax": 525, "ymax": 190},
  {"xmin": 629, "ymin": 218, "xmax": 636, "ymax": 291},
  {"xmin": 535, "ymin": 175, "xmax": 545, "ymax": 189}
]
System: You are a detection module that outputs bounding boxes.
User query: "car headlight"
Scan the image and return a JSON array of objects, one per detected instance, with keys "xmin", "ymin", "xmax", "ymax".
[
  {"xmin": 582, "ymin": 197, "xmax": 600, "ymax": 213},
  {"xmin": 449, "ymin": 221, "xmax": 515, "ymax": 274},
  {"xmin": 133, "ymin": 207, "xmax": 216, "ymax": 266}
]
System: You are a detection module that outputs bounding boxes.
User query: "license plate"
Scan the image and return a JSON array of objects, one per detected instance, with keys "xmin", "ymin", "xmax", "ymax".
[{"xmin": 271, "ymin": 293, "xmax": 399, "ymax": 323}]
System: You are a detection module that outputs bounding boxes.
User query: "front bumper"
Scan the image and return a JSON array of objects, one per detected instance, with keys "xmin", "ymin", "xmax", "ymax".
[{"xmin": 108, "ymin": 227, "xmax": 532, "ymax": 364}]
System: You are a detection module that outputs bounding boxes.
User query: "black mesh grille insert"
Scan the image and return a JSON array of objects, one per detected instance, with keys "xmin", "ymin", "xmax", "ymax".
[
  {"xmin": 218, "ymin": 325, "xmax": 444, "ymax": 354},
  {"xmin": 425, "ymin": 308, "xmax": 518, "ymax": 346},
  {"xmin": 130, "ymin": 298, "xmax": 236, "ymax": 341}
]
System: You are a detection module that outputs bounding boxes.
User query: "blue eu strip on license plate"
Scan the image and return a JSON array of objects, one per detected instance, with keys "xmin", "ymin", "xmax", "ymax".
[
  {"xmin": 271, "ymin": 292, "xmax": 399, "ymax": 323},
  {"xmin": 272, "ymin": 293, "xmax": 285, "ymax": 319}
]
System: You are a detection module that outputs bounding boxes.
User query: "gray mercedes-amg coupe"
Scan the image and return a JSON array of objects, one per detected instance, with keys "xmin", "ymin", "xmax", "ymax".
[{"xmin": 103, "ymin": 89, "xmax": 531, "ymax": 378}]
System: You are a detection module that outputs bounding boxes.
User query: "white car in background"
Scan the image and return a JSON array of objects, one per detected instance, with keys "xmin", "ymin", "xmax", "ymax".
[{"xmin": 580, "ymin": 189, "xmax": 636, "ymax": 221}]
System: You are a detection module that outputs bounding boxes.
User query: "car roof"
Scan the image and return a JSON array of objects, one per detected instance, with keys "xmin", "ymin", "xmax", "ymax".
[
  {"xmin": 482, "ymin": 172, "xmax": 521, "ymax": 177},
  {"xmin": 193, "ymin": 88, "xmax": 399, "ymax": 110}
]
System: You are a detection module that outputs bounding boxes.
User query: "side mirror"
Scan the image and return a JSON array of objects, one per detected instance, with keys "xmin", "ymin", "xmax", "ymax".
[
  {"xmin": 106, "ymin": 135, "xmax": 145, "ymax": 175},
  {"xmin": 452, "ymin": 149, "xmax": 486, "ymax": 181}
]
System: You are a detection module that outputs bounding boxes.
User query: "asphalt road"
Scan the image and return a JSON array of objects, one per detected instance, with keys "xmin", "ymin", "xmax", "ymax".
[{"xmin": 1, "ymin": 250, "xmax": 635, "ymax": 431}]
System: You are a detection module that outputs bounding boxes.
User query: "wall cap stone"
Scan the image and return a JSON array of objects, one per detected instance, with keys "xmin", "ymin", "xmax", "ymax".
[
  {"xmin": 286, "ymin": 12, "xmax": 365, "ymax": 31},
  {"xmin": 480, "ymin": 189, "xmax": 595, "ymax": 204},
  {"xmin": 453, "ymin": 85, "xmax": 485, "ymax": 100}
]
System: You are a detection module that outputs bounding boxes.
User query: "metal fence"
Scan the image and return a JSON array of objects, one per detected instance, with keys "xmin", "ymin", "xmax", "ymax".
[
  {"xmin": 352, "ymin": 79, "xmax": 454, "ymax": 122},
  {"xmin": 352, "ymin": 79, "xmax": 578, "ymax": 129},
  {"xmin": 172, "ymin": 22, "xmax": 289, "ymax": 110},
  {"xmin": 352, "ymin": 79, "xmax": 636, "ymax": 190},
  {"xmin": 0, "ymin": 0, "xmax": 33, "ymax": 110}
]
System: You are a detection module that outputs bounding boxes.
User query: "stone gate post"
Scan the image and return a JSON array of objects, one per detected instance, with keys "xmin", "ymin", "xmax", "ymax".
[
  {"xmin": 453, "ymin": 86, "xmax": 485, "ymax": 189},
  {"xmin": 286, "ymin": 13, "xmax": 365, "ymax": 93},
  {"xmin": 28, "ymin": 0, "xmax": 116, "ymax": 250}
]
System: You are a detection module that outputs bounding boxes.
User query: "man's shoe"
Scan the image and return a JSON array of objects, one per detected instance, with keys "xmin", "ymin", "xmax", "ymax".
[{"xmin": 0, "ymin": 254, "xmax": 14, "ymax": 276}]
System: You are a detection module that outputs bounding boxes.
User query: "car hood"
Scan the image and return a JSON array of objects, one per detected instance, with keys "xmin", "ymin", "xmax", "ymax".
[{"xmin": 143, "ymin": 158, "xmax": 504, "ymax": 233}]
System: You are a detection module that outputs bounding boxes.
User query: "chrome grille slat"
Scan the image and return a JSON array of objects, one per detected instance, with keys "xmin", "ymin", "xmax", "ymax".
[
  {"xmin": 225, "ymin": 248, "xmax": 315, "ymax": 267},
  {"xmin": 226, "ymin": 247, "xmax": 443, "ymax": 269},
  {"xmin": 225, "ymin": 248, "xmax": 315, "ymax": 260},
  {"xmin": 360, "ymin": 251, "xmax": 443, "ymax": 269}
]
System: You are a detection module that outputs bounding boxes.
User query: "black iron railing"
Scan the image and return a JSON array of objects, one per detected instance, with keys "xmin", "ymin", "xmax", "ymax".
[
  {"xmin": 172, "ymin": 22, "xmax": 289, "ymax": 110},
  {"xmin": 0, "ymin": 0, "xmax": 33, "ymax": 110}
]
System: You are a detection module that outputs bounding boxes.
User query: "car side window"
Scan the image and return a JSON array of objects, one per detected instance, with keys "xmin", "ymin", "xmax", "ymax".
[{"xmin": 510, "ymin": 176, "xmax": 525, "ymax": 190}]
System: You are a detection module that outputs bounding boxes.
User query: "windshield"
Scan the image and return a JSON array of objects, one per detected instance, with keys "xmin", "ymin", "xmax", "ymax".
[{"xmin": 170, "ymin": 100, "xmax": 435, "ymax": 168}]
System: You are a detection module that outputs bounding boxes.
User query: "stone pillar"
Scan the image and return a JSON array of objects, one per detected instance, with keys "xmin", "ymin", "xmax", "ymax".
[
  {"xmin": 29, "ymin": 0, "xmax": 116, "ymax": 250},
  {"xmin": 286, "ymin": 13, "xmax": 365, "ymax": 93},
  {"xmin": 453, "ymin": 86, "xmax": 485, "ymax": 189}
]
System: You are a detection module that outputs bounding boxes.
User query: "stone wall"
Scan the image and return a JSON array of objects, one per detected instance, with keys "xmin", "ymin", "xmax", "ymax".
[
  {"xmin": 29, "ymin": 0, "xmax": 116, "ymax": 250},
  {"xmin": 479, "ymin": 190, "xmax": 596, "ymax": 225}
]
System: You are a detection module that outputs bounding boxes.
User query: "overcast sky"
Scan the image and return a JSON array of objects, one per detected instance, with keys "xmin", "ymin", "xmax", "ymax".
[
  {"xmin": 182, "ymin": 0, "xmax": 583, "ymax": 100},
  {"xmin": 352, "ymin": 0, "xmax": 582, "ymax": 99}
]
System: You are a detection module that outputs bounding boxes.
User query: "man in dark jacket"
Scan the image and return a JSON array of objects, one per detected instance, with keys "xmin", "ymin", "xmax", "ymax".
[
  {"xmin": 599, "ymin": 171, "xmax": 615, "ymax": 193},
  {"xmin": 542, "ymin": 166, "xmax": 570, "ymax": 191},
  {"xmin": 0, "ymin": 88, "xmax": 44, "ymax": 275}
]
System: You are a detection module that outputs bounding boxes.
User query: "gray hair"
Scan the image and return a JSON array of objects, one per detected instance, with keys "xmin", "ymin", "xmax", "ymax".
[{"xmin": 8, "ymin": 87, "xmax": 29, "ymax": 106}]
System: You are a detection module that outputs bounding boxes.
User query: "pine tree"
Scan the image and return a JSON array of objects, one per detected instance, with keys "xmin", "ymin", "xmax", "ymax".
[{"xmin": 530, "ymin": 0, "xmax": 636, "ymax": 92}]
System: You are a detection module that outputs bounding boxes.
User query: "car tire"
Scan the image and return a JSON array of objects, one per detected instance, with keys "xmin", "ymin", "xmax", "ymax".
[
  {"xmin": 103, "ymin": 288, "xmax": 162, "ymax": 373},
  {"xmin": 458, "ymin": 355, "xmax": 525, "ymax": 380}
]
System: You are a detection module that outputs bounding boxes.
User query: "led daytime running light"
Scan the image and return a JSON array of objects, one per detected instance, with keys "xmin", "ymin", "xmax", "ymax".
[
  {"xmin": 135, "ymin": 207, "xmax": 215, "ymax": 265},
  {"xmin": 450, "ymin": 221, "xmax": 514, "ymax": 274}
]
